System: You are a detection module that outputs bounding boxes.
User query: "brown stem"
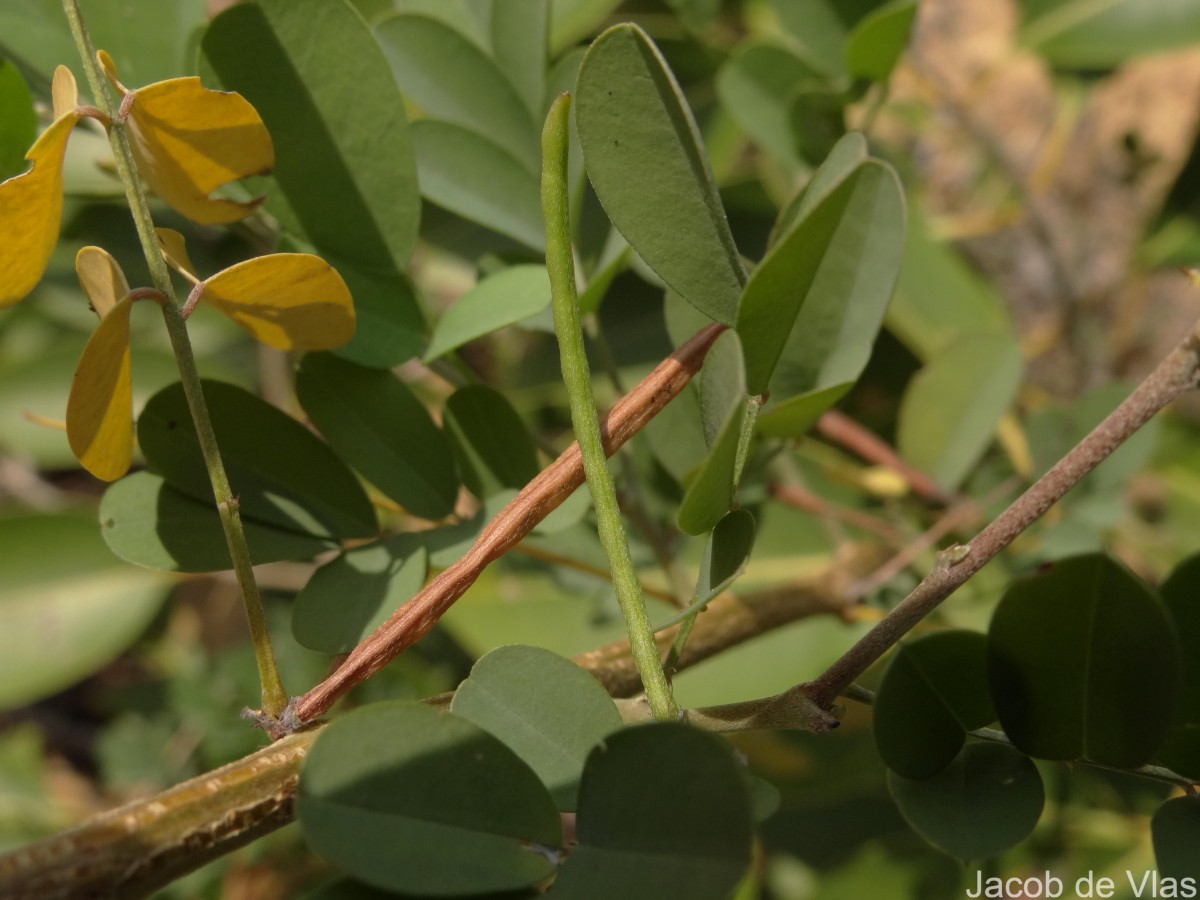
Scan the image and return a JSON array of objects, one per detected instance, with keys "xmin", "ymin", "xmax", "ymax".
[
  {"xmin": 805, "ymin": 320, "xmax": 1200, "ymax": 709},
  {"xmin": 284, "ymin": 324, "xmax": 726, "ymax": 729},
  {"xmin": 0, "ymin": 728, "xmax": 317, "ymax": 900},
  {"xmin": 0, "ymin": 540, "xmax": 887, "ymax": 898},
  {"xmin": 815, "ymin": 409, "xmax": 954, "ymax": 503},
  {"xmin": 769, "ymin": 482, "xmax": 904, "ymax": 541}
]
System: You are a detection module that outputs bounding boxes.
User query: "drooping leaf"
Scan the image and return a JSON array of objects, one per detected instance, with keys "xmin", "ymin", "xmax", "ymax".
[
  {"xmin": 424, "ymin": 265, "xmax": 552, "ymax": 361},
  {"xmin": 987, "ymin": 553, "xmax": 1181, "ymax": 767},
  {"xmin": 198, "ymin": 253, "xmax": 355, "ymax": 351},
  {"xmin": 297, "ymin": 701, "xmax": 560, "ymax": 895},
  {"xmin": 897, "ymin": 332, "xmax": 1023, "ymax": 491},
  {"xmin": 888, "ymin": 742, "xmax": 1044, "ymax": 860},
  {"xmin": 677, "ymin": 331, "xmax": 750, "ymax": 535},
  {"xmin": 202, "ymin": 0, "xmax": 423, "ymax": 365},
  {"xmin": 0, "ymin": 515, "xmax": 166, "ymax": 710},
  {"xmin": 138, "ymin": 380, "xmax": 378, "ymax": 541},
  {"xmin": 0, "ymin": 60, "xmax": 35, "ymax": 180},
  {"xmin": 410, "ymin": 119, "xmax": 545, "ymax": 251},
  {"xmin": 451, "ymin": 645, "xmax": 623, "ymax": 810},
  {"xmin": 0, "ymin": 110, "xmax": 78, "ymax": 307},
  {"xmin": 67, "ymin": 296, "xmax": 134, "ymax": 482},
  {"xmin": 1018, "ymin": 0, "xmax": 1200, "ymax": 70},
  {"xmin": 576, "ymin": 23, "xmax": 745, "ymax": 325},
  {"xmin": 75, "ymin": 245, "xmax": 130, "ymax": 319},
  {"xmin": 442, "ymin": 385, "xmax": 540, "ymax": 499},
  {"xmin": 293, "ymin": 535, "xmax": 428, "ymax": 654},
  {"xmin": 295, "ymin": 352, "xmax": 459, "ymax": 520},
  {"xmin": 737, "ymin": 157, "xmax": 904, "ymax": 405},
  {"xmin": 374, "ymin": 13, "xmax": 540, "ymax": 169},
  {"xmin": 100, "ymin": 52, "xmax": 272, "ymax": 225},
  {"xmin": 844, "ymin": 0, "xmax": 917, "ymax": 82},
  {"xmin": 655, "ymin": 509, "xmax": 756, "ymax": 630},
  {"xmin": 1153, "ymin": 796, "xmax": 1200, "ymax": 881},
  {"xmin": 874, "ymin": 631, "xmax": 996, "ymax": 779},
  {"xmin": 100, "ymin": 471, "xmax": 335, "ymax": 571},
  {"xmin": 551, "ymin": 724, "xmax": 754, "ymax": 899},
  {"xmin": 153, "ymin": 227, "xmax": 200, "ymax": 282},
  {"xmin": 1157, "ymin": 553, "xmax": 1200, "ymax": 778}
]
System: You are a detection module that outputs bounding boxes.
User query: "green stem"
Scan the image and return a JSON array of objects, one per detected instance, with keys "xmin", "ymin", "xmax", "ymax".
[
  {"xmin": 541, "ymin": 93, "xmax": 677, "ymax": 721},
  {"xmin": 62, "ymin": 0, "xmax": 287, "ymax": 718}
]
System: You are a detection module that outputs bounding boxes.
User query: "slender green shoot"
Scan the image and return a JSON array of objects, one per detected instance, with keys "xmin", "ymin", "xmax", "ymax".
[
  {"xmin": 63, "ymin": 0, "xmax": 288, "ymax": 718},
  {"xmin": 541, "ymin": 93, "xmax": 678, "ymax": 721}
]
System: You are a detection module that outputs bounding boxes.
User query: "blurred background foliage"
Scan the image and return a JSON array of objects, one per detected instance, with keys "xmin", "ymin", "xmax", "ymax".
[{"xmin": 3, "ymin": 0, "xmax": 1200, "ymax": 896}]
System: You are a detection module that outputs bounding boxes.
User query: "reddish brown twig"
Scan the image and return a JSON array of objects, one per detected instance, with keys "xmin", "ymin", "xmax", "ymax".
[
  {"xmin": 815, "ymin": 409, "xmax": 954, "ymax": 504},
  {"xmin": 769, "ymin": 482, "xmax": 904, "ymax": 541},
  {"xmin": 283, "ymin": 324, "xmax": 726, "ymax": 729}
]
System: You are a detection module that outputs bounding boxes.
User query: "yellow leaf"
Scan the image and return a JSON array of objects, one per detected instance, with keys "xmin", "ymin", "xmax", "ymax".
[
  {"xmin": 67, "ymin": 295, "xmax": 134, "ymax": 481},
  {"xmin": 52, "ymin": 66, "xmax": 78, "ymax": 121},
  {"xmin": 103, "ymin": 53, "xmax": 273, "ymax": 225},
  {"xmin": 154, "ymin": 227, "xmax": 201, "ymax": 282},
  {"xmin": 76, "ymin": 246, "xmax": 130, "ymax": 319},
  {"xmin": 0, "ymin": 113, "xmax": 80, "ymax": 307},
  {"xmin": 199, "ymin": 254, "xmax": 356, "ymax": 350}
]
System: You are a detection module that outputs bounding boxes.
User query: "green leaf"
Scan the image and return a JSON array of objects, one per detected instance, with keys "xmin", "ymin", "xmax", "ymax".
[
  {"xmin": 202, "ymin": 0, "xmax": 424, "ymax": 366},
  {"xmin": 1157, "ymin": 553, "xmax": 1200, "ymax": 778},
  {"xmin": 549, "ymin": 0, "xmax": 624, "ymax": 55},
  {"xmin": 293, "ymin": 536, "xmax": 428, "ymax": 654},
  {"xmin": 0, "ymin": 60, "xmax": 35, "ymax": 181},
  {"xmin": 331, "ymin": 264, "xmax": 426, "ymax": 370},
  {"xmin": 655, "ymin": 509, "xmax": 756, "ymax": 631},
  {"xmin": 410, "ymin": 119, "xmax": 545, "ymax": 251},
  {"xmin": 489, "ymin": 0, "xmax": 548, "ymax": 118},
  {"xmin": 737, "ymin": 157, "xmax": 905, "ymax": 402},
  {"xmin": 443, "ymin": 386, "xmax": 540, "ymax": 499},
  {"xmin": 0, "ymin": 515, "xmax": 166, "ymax": 710},
  {"xmin": 295, "ymin": 353, "xmax": 460, "ymax": 520},
  {"xmin": 0, "ymin": 0, "xmax": 206, "ymax": 88},
  {"xmin": 756, "ymin": 383, "xmax": 852, "ymax": 438},
  {"xmin": 1018, "ymin": 0, "xmax": 1200, "ymax": 70},
  {"xmin": 424, "ymin": 265, "xmax": 552, "ymax": 361},
  {"xmin": 716, "ymin": 41, "xmax": 818, "ymax": 167},
  {"xmin": 768, "ymin": 132, "xmax": 868, "ymax": 246},
  {"xmin": 451, "ymin": 645, "xmax": 623, "ymax": 811},
  {"xmin": 551, "ymin": 724, "xmax": 754, "ymax": 899},
  {"xmin": 374, "ymin": 13, "xmax": 539, "ymax": 169},
  {"xmin": 788, "ymin": 87, "xmax": 848, "ymax": 168},
  {"xmin": 386, "ymin": 0, "xmax": 489, "ymax": 48},
  {"xmin": 771, "ymin": 0, "xmax": 893, "ymax": 77},
  {"xmin": 888, "ymin": 742, "xmax": 1044, "ymax": 860},
  {"xmin": 844, "ymin": 0, "xmax": 917, "ymax": 83},
  {"xmin": 874, "ymin": 631, "xmax": 996, "ymax": 779},
  {"xmin": 100, "ymin": 471, "xmax": 334, "ymax": 572},
  {"xmin": 576, "ymin": 23, "xmax": 745, "ymax": 325},
  {"xmin": 1153, "ymin": 796, "xmax": 1200, "ymax": 881},
  {"xmin": 297, "ymin": 701, "xmax": 560, "ymax": 896},
  {"xmin": 677, "ymin": 331, "xmax": 750, "ymax": 535},
  {"xmin": 137, "ymin": 380, "xmax": 377, "ymax": 541},
  {"xmin": 887, "ymin": 207, "xmax": 1012, "ymax": 360},
  {"xmin": 987, "ymin": 553, "xmax": 1181, "ymax": 767},
  {"xmin": 897, "ymin": 332, "xmax": 1023, "ymax": 491}
]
